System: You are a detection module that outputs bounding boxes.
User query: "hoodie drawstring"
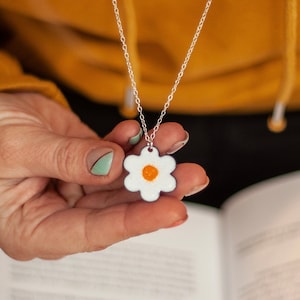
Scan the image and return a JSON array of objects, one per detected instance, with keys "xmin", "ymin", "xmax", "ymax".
[
  {"xmin": 268, "ymin": 0, "xmax": 298, "ymax": 132},
  {"xmin": 119, "ymin": 1, "xmax": 298, "ymax": 127},
  {"xmin": 119, "ymin": 0, "xmax": 140, "ymax": 118}
]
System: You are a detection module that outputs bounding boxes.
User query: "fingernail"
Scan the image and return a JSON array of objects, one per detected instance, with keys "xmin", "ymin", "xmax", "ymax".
[
  {"xmin": 166, "ymin": 215, "xmax": 188, "ymax": 228},
  {"xmin": 129, "ymin": 128, "xmax": 143, "ymax": 145},
  {"xmin": 167, "ymin": 131, "xmax": 189, "ymax": 154},
  {"xmin": 185, "ymin": 177, "xmax": 210, "ymax": 197},
  {"xmin": 89, "ymin": 151, "xmax": 114, "ymax": 176}
]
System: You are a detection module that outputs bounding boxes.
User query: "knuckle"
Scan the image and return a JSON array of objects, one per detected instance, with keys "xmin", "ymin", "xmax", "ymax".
[{"xmin": 53, "ymin": 138, "xmax": 86, "ymax": 181}]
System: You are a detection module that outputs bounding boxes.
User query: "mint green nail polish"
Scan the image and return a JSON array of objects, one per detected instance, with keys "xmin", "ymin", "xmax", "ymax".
[
  {"xmin": 91, "ymin": 152, "xmax": 113, "ymax": 175},
  {"xmin": 129, "ymin": 128, "xmax": 143, "ymax": 145}
]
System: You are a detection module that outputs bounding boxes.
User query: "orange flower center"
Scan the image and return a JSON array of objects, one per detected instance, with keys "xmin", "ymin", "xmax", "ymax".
[{"xmin": 142, "ymin": 165, "xmax": 159, "ymax": 181}]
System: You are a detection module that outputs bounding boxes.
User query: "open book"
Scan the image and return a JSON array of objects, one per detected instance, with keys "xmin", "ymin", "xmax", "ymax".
[{"xmin": 1, "ymin": 171, "xmax": 300, "ymax": 300}]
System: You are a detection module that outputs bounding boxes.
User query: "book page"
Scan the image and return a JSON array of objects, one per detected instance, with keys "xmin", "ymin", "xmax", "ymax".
[
  {"xmin": 223, "ymin": 171, "xmax": 300, "ymax": 300},
  {"xmin": 0, "ymin": 202, "xmax": 223, "ymax": 300}
]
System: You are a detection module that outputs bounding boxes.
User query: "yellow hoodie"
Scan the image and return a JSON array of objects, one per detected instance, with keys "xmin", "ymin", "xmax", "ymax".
[{"xmin": 0, "ymin": 0, "xmax": 299, "ymax": 131}]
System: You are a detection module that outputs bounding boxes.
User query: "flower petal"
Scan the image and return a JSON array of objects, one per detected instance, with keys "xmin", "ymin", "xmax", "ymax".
[
  {"xmin": 123, "ymin": 154, "xmax": 140, "ymax": 172},
  {"xmin": 160, "ymin": 175, "xmax": 177, "ymax": 192},
  {"xmin": 159, "ymin": 155, "xmax": 176, "ymax": 173},
  {"xmin": 140, "ymin": 185, "xmax": 161, "ymax": 202},
  {"xmin": 124, "ymin": 174, "xmax": 140, "ymax": 192},
  {"xmin": 123, "ymin": 146, "xmax": 177, "ymax": 201}
]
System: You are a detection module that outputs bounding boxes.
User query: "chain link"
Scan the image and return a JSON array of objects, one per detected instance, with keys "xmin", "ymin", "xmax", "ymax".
[{"xmin": 112, "ymin": 0, "xmax": 212, "ymax": 146}]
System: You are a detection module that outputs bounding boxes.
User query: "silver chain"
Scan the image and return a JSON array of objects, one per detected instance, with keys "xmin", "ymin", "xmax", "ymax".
[{"xmin": 112, "ymin": 0, "xmax": 212, "ymax": 147}]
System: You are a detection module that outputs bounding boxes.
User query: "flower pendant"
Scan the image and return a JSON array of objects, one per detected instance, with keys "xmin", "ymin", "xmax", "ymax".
[{"xmin": 123, "ymin": 146, "xmax": 176, "ymax": 202}]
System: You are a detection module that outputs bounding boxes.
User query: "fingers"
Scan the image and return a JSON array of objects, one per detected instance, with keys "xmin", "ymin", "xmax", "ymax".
[
  {"xmin": 104, "ymin": 120, "xmax": 143, "ymax": 152},
  {"xmin": 77, "ymin": 163, "xmax": 208, "ymax": 209},
  {"xmin": 104, "ymin": 121, "xmax": 189, "ymax": 156},
  {"xmin": 0, "ymin": 125, "xmax": 125, "ymax": 185},
  {"xmin": 1, "ymin": 164, "xmax": 204, "ymax": 260},
  {"xmin": 81, "ymin": 197, "xmax": 187, "ymax": 250},
  {"xmin": 83, "ymin": 122, "xmax": 190, "ymax": 194},
  {"xmin": 0, "ymin": 93, "xmax": 128, "ymax": 185},
  {"xmin": 167, "ymin": 163, "xmax": 209, "ymax": 199},
  {"xmin": 4, "ymin": 197, "xmax": 187, "ymax": 260},
  {"xmin": 129, "ymin": 122, "xmax": 189, "ymax": 155}
]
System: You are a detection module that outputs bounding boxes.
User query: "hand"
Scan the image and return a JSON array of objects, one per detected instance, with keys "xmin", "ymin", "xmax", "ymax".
[{"xmin": 0, "ymin": 92, "xmax": 208, "ymax": 260}]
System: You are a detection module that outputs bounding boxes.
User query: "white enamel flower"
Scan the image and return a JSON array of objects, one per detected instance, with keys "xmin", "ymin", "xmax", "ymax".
[{"xmin": 123, "ymin": 146, "xmax": 176, "ymax": 202}]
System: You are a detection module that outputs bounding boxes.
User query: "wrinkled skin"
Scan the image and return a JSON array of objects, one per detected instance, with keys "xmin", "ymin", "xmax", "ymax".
[{"xmin": 0, "ymin": 92, "xmax": 208, "ymax": 260}]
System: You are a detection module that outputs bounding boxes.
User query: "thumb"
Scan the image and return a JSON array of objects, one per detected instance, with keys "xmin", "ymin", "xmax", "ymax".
[{"xmin": 1, "ymin": 126, "xmax": 125, "ymax": 185}]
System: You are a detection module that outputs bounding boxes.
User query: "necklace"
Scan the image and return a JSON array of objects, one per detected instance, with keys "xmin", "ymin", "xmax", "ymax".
[{"xmin": 112, "ymin": 0, "xmax": 213, "ymax": 201}]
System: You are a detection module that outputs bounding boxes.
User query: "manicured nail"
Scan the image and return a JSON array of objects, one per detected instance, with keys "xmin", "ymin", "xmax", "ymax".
[
  {"xmin": 90, "ymin": 152, "xmax": 114, "ymax": 175},
  {"xmin": 167, "ymin": 131, "xmax": 189, "ymax": 154},
  {"xmin": 185, "ymin": 177, "xmax": 210, "ymax": 197},
  {"xmin": 129, "ymin": 128, "xmax": 143, "ymax": 145}
]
